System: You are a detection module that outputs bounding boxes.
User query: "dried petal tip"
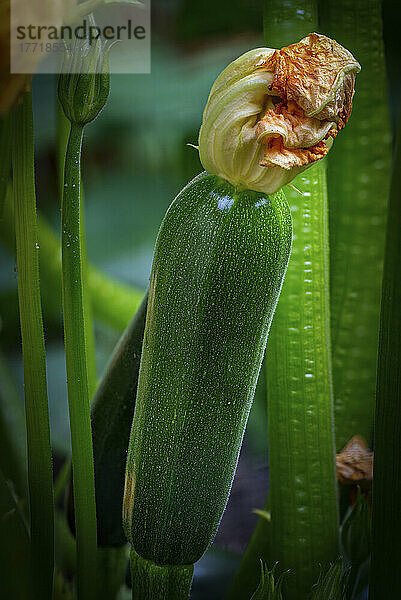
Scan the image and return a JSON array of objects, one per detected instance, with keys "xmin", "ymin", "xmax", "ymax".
[
  {"xmin": 198, "ymin": 33, "xmax": 360, "ymax": 194},
  {"xmin": 336, "ymin": 435, "xmax": 373, "ymax": 487},
  {"xmin": 261, "ymin": 33, "xmax": 361, "ymax": 127}
]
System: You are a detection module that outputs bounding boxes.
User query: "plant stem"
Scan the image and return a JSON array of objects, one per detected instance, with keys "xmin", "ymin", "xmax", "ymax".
[
  {"xmin": 369, "ymin": 106, "xmax": 401, "ymax": 600},
  {"xmin": 61, "ymin": 121, "xmax": 97, "ymax": 600},
  {"xmin": 58, "ymin": 101, "xmax": 97, "ymax": 398},
  {"xmin": 130, "ymin": 548, "xmax": 194, "ymax": 600},
  {"xmin": 319, "ymin": 0, "xmax": 391, "ymax": 450},
  {"xmin": 266, "ymin": 163, "xmax": 339, "ymax": 599},
  {"xmin": 12, "ymin": 90, "xmax": 54, "ymax": 600}
]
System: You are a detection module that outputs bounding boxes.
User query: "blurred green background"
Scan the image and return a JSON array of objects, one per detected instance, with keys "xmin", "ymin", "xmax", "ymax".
[{"xmin": 1, "ymin": 0, "xmax": 400, "ymax": 597}]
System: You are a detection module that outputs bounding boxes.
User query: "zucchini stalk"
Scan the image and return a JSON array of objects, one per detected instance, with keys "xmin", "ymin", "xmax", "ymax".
[
  {"xmin": 123, "ymin": 173, "xmax": 292, "ymax": 598},
  {"xmin": 265, "ymin": 162, "xmax": 339, "ymax": 599},
  {"xmin": 61, "ymin": 117, "xmax": 98, "ymax": 600},
  {"xmin": 57, "ymin": 102, "xmax": 97, "ymax": 398},
  {"xmin": 58, "ymin": 21, "xmax": 111, "ymax": 599},
  {"xmin": 130, "ymin": 548, "xmax": 194, "ymax": 600},
  {"xmin": 319, "ymin": 0, "xmax": 392, "ymax": 450}
]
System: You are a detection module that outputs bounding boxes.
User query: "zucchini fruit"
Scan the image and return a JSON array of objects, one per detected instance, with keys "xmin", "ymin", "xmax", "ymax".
[
  {"xmin": 123, "ymin": 172, "xmax": 292, "ymax": 593},
  {"xmin": 67, "ymin": 293, "xmax": 148, "ymax": 547}
]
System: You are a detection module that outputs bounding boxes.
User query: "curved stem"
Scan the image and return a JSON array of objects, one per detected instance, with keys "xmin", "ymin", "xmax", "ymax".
[
  {"xmin": 12, "ymin": 90, "xmax": 54, "ymax": 600},
  {"xmin": 130, "ymin": 548, "xmax": 193, "ymax": 600},
  {"xmin": 62, "ymin": 121, "xmax": 97, "ymax": 600}
]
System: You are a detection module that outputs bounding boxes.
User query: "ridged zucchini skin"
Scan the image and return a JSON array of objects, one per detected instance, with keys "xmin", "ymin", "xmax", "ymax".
[
  {"xmin": 123, "ymin": 172, "xmax": 292, "ymax": 566},
  {"xmin": 67, "ymin": 293, "xmax": 148, "ymax": 546}
]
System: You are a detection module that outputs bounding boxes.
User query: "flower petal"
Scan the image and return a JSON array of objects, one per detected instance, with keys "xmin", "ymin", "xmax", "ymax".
[{"xmin": 260, "ymin": 33, "xmax": 361, "ymax": 127}]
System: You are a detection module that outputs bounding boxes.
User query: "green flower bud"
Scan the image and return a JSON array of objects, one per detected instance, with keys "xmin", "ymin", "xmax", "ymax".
[
  {"xmin": 198, "ymin": 33, "xmax": 360, "ymax": 194},
  {"xmin": 58, "ymin": 14, "xmax": 111, "ymax": 126}
]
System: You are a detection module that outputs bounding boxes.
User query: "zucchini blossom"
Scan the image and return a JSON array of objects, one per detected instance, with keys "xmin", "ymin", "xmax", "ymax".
[{"xmin": 198, "ymin": 33, "xmax": 360, "ymax": 194}]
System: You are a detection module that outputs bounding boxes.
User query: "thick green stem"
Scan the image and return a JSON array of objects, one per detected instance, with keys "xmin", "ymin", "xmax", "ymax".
[
  {"xmin": 266, "ymin": 163, "xmax": 339, "ymax": 599},
  {"xmin": 130, "ymin": 548, "xmax": 193, "ymax": 600},
  {"xmin": 319, "ymin": 0, "xmax": 391, "ymax": 450},
  {"xmin": 12, "ymin": 91, "xmax": 54, "ymax": 600},
  {"xmin": 62, "ymin": 121, "xmax": 97, "ymax": 600},
  {"xmin": 369, "ymin": 108, "xmax": 401, "ymax": 600}
]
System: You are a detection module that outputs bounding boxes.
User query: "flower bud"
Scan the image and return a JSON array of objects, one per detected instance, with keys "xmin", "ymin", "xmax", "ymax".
[
  {"xmin": 58, "ymin": 14, "xmax": 111, "ymax": 126},
  {"xmin": 198, "ymin": 33, "xmax": 360, "ymax": 194}
]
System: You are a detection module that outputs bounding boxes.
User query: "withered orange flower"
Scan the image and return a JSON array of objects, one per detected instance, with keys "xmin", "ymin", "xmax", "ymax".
[
  {"xmin": 256, "ymin": 33, "xmax": 360, "ymax": 170},
  {"xmin": 336, "ymin": 435, "xmax": 373, "ymax": 487},
  {"xmin": 198, "ymin": 33, "xmax": 360, "ymax": 193}
]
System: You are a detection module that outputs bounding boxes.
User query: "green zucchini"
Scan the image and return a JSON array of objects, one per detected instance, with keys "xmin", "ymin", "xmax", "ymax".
[
  {"xmin": 123, "ymin": 172, "xmax": 292, "ymax": 594},
  {"xmin": 67, "ymin": 292, "xmax": 148, "ymax": 547}
]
